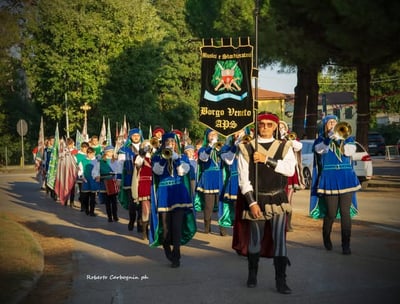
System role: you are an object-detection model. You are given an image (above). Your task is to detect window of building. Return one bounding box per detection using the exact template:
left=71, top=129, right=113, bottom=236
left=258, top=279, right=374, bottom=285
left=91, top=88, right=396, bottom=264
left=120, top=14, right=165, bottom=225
left=345, top=107, right=353, bottom=119
left=333, top=108, right=340, bottom=118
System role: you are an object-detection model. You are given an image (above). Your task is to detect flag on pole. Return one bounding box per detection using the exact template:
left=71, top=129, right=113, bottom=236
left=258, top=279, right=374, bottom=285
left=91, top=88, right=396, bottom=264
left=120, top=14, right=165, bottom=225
left=75, top=129, right=83, bottom=150
left=107, top=118, right=112, bottom=146
left=99, top=116, right=106, bottom=145
left=182, top=127, right=189, bottom=146
left=199, top=37, right=254, bottom=136
left=120, top=115, right=128, bottom=141
left=55, top=138, right=78, bottom=205
left=47, top=124, right=59, bottom=190
left=37, top=116, right=45, bottom=161
left=115, top=122, right=119, bottom=139
left=82, top=115, right=89, bottom=142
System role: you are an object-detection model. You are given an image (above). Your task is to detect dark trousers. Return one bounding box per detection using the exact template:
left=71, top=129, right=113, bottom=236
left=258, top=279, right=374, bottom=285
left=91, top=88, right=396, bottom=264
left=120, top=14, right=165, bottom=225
left=80, top=192, right=96, bottom=215
left=324, top=193, right=352, bottom=233
left=248, top=213, right=287, bottom=257
left=161, top=209, right=185, bottom=262
left=105, top=194, right=118, bottom=220
left=203, top=193, right=218, bottom=231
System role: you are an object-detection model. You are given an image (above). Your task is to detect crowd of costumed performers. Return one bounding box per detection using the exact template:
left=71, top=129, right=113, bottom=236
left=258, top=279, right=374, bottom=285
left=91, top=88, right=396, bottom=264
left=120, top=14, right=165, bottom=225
left=32, top=112, right=360, bottom=294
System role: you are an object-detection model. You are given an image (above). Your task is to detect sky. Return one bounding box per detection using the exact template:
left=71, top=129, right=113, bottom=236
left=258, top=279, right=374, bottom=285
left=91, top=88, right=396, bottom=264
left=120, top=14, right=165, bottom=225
left=258, top=66, right=297, bottom=94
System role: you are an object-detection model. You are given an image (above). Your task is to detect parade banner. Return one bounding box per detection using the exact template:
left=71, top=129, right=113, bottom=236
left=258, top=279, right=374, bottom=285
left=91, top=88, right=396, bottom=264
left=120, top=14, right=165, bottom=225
left=107, top=118, right=112, bottom=146
left=47, top=124, right=59, bottom=190
left=37, top=116, right=45, bottom=161
left=99, top=116, right=106, bottom=145
left=199, top=38, right=254, bottom=137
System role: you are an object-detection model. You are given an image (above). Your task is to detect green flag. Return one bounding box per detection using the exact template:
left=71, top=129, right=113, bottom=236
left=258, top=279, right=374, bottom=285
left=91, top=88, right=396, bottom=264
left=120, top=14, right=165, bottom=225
left=47, top=124, right=59, bottom=190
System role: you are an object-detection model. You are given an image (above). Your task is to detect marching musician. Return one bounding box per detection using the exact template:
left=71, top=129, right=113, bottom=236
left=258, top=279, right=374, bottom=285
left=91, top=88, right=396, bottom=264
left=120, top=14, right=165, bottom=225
left=93, top=145, right=122, bottom=223
left=217, top=129, right=248, bottom=236
left=183, top=144, right=197, bottom=201
left=195, top=129, right=224, bottom=235
left=309, top=114, right=361, bottom=255
left=75, top=142, right=89, bottom=209
left=131, top=140, right=153, bottom=240
left=118, top=128, right=142, bottom=232
left=279, top=121, right=304, bottom=231
left=79, top=147, right=99, bottom=216
left=150, top=132, right=196, bottom=268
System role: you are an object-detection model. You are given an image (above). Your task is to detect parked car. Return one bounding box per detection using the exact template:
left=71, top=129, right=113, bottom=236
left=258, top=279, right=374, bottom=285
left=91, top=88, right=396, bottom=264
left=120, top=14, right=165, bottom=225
left=300, top=139, right=373, bottom=190
left=368, top=132, right=386, bottom=156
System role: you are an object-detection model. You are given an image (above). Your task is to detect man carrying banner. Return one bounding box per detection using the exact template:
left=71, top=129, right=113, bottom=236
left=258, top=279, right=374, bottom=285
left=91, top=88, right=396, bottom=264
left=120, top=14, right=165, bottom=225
left=233, top=112, right=296, bottom=294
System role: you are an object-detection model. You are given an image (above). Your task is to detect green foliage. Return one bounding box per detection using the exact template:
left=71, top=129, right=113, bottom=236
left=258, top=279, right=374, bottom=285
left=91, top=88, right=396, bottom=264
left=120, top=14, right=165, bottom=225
left=22, top=0, right=166, bottom=138
left=375, top=124, right=400, bottom=146
left=18, top=0, right=203, bottom=143
left=319, top=61, right=400, bottom=127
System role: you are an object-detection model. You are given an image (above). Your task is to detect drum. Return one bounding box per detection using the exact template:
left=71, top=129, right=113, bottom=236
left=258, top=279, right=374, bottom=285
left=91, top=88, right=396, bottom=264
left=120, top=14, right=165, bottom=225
left=104, top=179, right=119, bottom=195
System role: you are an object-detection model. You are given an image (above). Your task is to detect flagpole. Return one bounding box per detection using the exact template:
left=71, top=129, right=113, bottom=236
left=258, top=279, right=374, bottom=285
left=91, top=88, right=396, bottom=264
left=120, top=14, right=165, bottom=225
left=254, top=0, right=260, bottom=202
left=65, top=92, right=70, bottom=138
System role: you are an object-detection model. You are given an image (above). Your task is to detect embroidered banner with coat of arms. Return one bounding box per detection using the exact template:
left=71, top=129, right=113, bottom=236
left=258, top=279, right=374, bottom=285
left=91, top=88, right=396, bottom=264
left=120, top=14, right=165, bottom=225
left=199, top=38, right=254, bottom=137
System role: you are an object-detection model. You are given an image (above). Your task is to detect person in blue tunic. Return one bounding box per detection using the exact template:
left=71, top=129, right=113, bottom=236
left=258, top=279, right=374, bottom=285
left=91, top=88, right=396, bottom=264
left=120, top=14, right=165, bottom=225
left=183, top=144, right=197, bottom=200
left=217, top=130, right=245, bottom=236
left=309, top=114, right=361, bottom=255
left=93, top=145, right=122, bottom=223
left=149, top=133, right=196, bottom=268
left=195, top=129, right=224, bottom=234
left=117, top=128, right=142, bottom=232
left=78, top=147, right=100, bottom=216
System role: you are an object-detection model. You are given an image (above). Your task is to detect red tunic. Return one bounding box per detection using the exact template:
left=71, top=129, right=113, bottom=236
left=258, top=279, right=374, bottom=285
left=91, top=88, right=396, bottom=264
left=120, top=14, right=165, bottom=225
left=137, top=157, right=152, bottom=201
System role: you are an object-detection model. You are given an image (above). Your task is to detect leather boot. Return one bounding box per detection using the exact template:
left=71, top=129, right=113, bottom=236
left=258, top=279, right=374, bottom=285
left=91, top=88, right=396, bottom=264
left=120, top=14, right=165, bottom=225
left=141, top=221, right=149, bottom=240
left=274, top=256, right=292, bottom=294
left=171, top=247, right=181, bottom=268
left=137, top=217, right=143, bottom=233
left=247, top=253, right=259, bottom=288
left=204, top=220, right=211, bottom=234
left=128, top=202, right=136, bottom=231
left=163, top=243, right=172, bottom=262
left=341, top=229, right=351, bottom=255
left=219, top=226, right=227, bottom=236
left=287, top=211, right=293, bottom=232
left=322, top=217, right=333, bottom=250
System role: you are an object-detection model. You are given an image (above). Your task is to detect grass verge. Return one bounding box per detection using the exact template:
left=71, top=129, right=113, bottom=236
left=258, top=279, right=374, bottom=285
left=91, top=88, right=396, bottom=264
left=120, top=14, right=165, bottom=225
left=0, top=212, right=43, bottom=304
left=0, top=212, right=74, bottom=304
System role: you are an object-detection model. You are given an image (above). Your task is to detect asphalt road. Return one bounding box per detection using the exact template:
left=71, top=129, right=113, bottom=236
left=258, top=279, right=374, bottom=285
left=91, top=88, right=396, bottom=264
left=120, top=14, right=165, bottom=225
left=1, top=166, right=399, bottom=304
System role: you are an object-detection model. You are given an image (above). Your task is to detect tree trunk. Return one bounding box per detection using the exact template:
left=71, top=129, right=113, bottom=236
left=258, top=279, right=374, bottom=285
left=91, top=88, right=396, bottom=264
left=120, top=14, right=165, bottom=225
left=306, top=66, right=319, bottom=139
left=293, top=65, right=320, bottom=139
left=356, top=63, right=371, bottom=151
left=293, top=66, right=307, bottom=138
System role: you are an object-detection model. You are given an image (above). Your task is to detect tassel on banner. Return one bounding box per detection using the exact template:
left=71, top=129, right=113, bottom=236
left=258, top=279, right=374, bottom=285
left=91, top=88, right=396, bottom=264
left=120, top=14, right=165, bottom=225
left=201, top=37, right=251, bottom=48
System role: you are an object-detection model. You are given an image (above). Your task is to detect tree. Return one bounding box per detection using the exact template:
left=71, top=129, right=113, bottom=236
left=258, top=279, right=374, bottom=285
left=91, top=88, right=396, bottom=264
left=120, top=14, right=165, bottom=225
left=22, top=0, right=164, bottom=138
left=270, top=0, right=400, bottom=147
left=150, top=0, right=203, bottom=138
left=0, top=1, right=41, bottom=165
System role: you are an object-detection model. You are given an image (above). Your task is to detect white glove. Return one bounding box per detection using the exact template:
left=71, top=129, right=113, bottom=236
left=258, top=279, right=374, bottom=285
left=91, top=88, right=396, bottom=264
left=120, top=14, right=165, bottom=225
left=172, top=151, right=179, bottom=160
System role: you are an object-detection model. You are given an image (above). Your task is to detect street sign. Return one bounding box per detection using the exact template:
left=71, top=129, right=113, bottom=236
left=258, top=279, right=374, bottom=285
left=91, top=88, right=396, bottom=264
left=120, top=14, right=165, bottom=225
left=17, top=119, right=28, bottom=136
